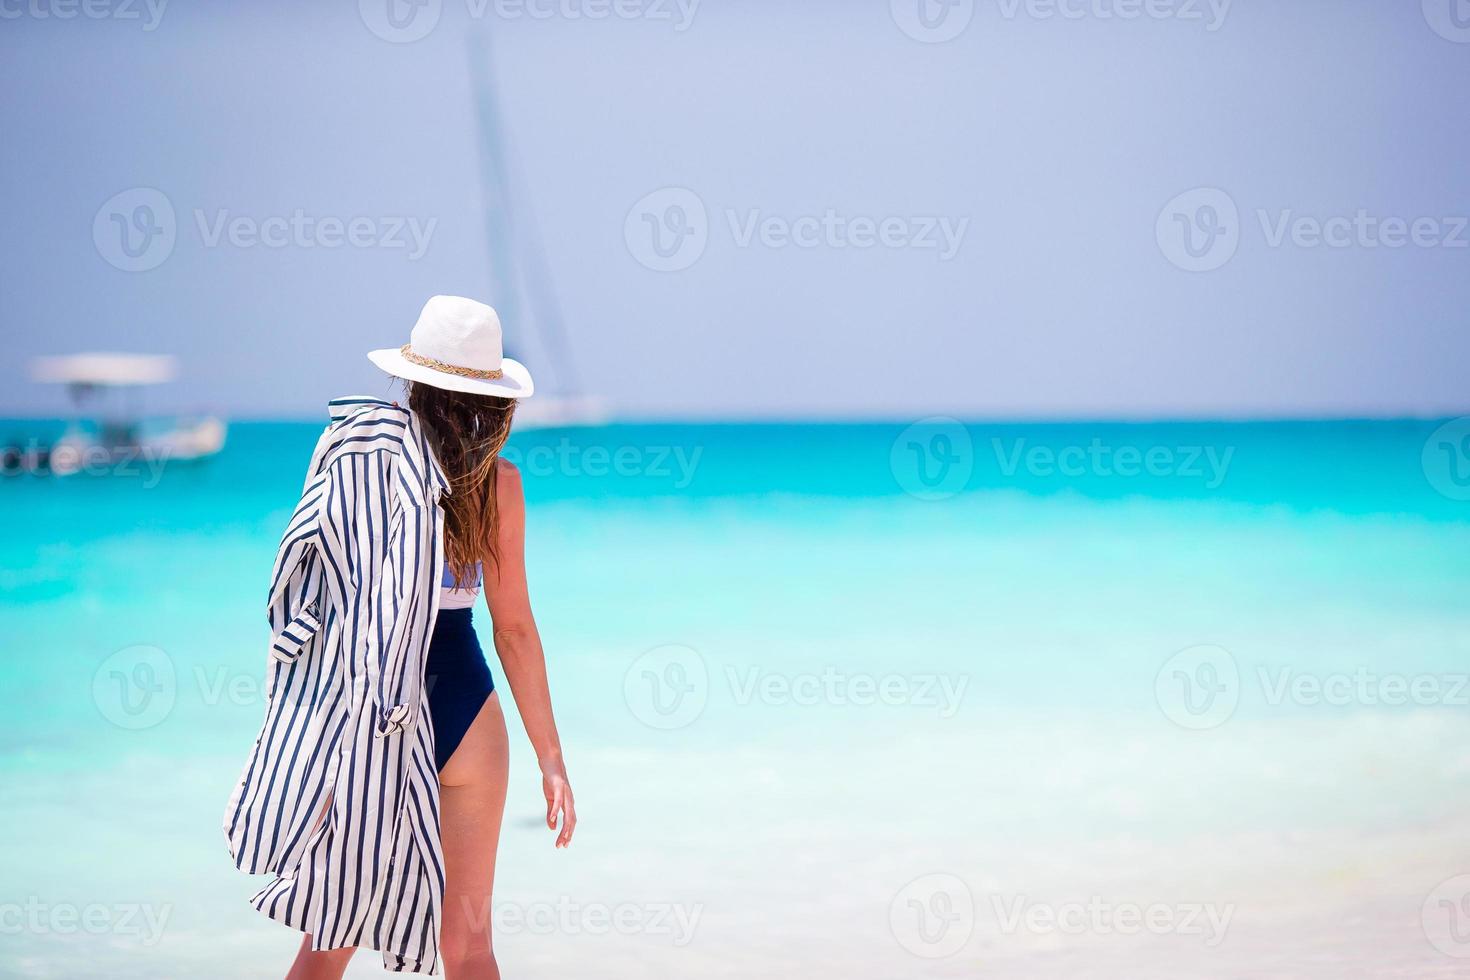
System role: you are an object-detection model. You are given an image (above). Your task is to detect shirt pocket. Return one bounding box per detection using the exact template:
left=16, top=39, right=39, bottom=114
left=269, top=607, right=323, bottom=665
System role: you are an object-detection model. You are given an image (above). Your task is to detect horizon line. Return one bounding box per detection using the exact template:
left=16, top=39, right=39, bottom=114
left=1, top=411, right=1466, bottom=427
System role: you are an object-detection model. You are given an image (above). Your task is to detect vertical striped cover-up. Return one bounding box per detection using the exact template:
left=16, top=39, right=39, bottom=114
left=224, top=396, right=451, bottom=974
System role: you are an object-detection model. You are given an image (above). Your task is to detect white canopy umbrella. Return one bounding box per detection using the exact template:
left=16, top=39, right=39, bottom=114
left=30, top=353, right=179, bottom=386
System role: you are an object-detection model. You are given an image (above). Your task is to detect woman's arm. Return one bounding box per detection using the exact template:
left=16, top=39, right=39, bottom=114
left=483, top=458, right=577, bottom=848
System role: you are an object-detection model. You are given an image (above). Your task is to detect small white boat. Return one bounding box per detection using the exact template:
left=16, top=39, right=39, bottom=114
left=15, top=353, right=227, bottom=476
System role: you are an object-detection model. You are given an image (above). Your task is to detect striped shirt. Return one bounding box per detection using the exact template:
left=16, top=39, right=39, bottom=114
left=223, top=396, right=450, bottom=974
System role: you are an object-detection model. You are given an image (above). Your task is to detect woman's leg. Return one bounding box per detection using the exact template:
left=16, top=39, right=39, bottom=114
left=284, top=798, right=355, bottom=980
left=284, top=936, right=355, bottom=980
left=438, top=691, right=511, bottom=979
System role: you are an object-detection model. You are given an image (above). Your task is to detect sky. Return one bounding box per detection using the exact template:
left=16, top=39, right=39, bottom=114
left=1, top=0, right=1467, bottom=420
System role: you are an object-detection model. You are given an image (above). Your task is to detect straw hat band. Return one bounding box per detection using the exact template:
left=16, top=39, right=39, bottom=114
left=397, top=343, right=503, bottom=381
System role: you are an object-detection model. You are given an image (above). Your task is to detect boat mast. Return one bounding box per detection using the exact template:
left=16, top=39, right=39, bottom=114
left=465, top=30, right=584, bottom=397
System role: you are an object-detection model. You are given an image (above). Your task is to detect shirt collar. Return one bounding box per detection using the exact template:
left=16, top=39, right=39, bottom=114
left=327, top=396, right=396, bottom=423
left=324, top=395, right=450, bottom=498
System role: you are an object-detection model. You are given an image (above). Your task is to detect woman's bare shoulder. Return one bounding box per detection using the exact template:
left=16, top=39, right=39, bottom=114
left=495, top=456, right=523, bottom=507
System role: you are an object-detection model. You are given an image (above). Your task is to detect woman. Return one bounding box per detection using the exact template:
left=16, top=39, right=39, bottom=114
left=224, top=296, right=576, bottom=978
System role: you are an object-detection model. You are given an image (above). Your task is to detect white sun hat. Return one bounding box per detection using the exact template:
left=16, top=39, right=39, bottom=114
left=368, top=295, right=534, bottom=398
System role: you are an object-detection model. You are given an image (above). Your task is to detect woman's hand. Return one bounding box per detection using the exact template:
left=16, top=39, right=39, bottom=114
left=541, top=755, right=577, bottom=848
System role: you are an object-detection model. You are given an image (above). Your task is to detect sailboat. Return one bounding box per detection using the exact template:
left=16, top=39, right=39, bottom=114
left=467, top=31, right=607, bottom=432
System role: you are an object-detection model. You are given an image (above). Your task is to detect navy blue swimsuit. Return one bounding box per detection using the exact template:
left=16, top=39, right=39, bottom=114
left=425, top=565, right=494, bottom=771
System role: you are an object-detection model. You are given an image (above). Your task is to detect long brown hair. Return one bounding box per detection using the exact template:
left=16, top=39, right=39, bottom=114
left=406, top=381, right=516, bottom=581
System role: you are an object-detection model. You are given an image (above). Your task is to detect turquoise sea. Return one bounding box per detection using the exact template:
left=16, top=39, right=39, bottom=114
left=4, top=417, right=1470, bottom=978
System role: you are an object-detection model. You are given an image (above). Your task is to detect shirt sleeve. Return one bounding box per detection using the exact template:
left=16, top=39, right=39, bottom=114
left=265, top=468, right=328, bottom=662
left=265, top=423, right=341, bottom=632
